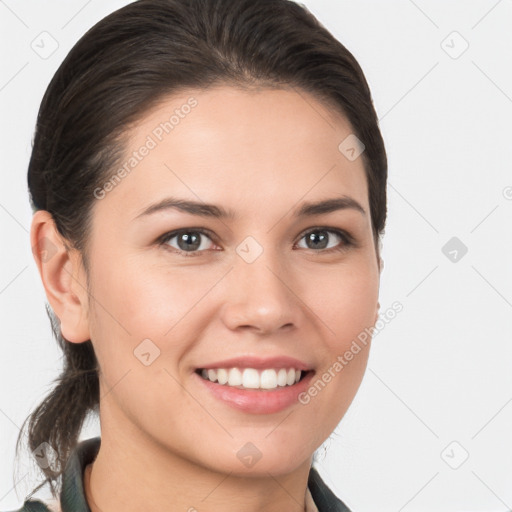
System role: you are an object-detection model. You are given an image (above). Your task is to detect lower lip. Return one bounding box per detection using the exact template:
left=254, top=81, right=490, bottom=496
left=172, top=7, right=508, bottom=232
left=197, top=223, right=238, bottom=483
left=195, top=370, right=315, bottom=414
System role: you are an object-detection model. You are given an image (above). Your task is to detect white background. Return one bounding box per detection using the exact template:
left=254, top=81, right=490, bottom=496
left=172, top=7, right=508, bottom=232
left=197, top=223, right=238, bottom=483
left=1, top=1, right=511, bottom=511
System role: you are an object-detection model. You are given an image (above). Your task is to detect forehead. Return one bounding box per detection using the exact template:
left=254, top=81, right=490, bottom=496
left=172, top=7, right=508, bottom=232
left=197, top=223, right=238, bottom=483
left=94, top=85, right=369, bottom=222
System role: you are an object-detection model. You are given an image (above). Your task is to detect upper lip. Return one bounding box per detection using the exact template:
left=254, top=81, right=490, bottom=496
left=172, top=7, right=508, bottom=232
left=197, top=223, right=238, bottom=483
left=197, top=356, right=313, bottom=371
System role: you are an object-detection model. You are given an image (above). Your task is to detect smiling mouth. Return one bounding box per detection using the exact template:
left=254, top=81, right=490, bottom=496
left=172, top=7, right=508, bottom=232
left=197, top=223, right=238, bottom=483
left=195, top=367, right=312, bottom=391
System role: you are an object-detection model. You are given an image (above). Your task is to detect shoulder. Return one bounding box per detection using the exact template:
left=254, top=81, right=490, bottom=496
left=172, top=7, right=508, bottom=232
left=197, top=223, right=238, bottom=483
left=4, top=498, right=59, bottom=512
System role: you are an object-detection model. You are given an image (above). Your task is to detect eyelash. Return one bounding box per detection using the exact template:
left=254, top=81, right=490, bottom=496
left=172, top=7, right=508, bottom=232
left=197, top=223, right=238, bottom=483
left=157, top=226, right=356, bottom=258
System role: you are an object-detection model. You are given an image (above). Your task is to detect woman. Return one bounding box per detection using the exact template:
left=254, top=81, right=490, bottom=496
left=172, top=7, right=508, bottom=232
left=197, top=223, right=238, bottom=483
left=10, top=0, right=387, bottom=510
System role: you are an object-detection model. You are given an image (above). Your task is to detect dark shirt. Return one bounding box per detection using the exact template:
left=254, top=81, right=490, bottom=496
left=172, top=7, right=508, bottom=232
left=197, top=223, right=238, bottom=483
left=8, top=437, right=351, bottom=512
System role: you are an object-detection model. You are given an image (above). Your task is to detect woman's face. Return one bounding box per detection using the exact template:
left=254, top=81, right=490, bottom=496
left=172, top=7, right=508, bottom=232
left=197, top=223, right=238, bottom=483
left=81, top=85, right=380, bottom=475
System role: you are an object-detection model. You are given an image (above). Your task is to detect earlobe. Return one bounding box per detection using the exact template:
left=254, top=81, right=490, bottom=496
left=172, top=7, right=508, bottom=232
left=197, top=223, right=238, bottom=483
left=30, top=210, right=91, bottom=344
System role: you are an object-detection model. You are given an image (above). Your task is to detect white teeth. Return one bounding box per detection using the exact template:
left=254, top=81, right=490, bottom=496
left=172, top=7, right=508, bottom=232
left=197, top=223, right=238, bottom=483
left=242, top=368, right=260, bottom=389
left=260, top=369, right=277, bottom=389
left=217, top=368, right=229, bottom=385
left=199, top=367, right=305, bottom=389
left=277, top=368, right=288, bottom=387
left=228, top=367, right=243, bottom=386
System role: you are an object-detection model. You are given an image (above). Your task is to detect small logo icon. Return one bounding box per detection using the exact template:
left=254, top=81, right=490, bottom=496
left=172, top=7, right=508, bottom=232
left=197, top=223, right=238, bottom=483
left=33, top=442, right=60, bottom=472
left=236, top=236, right=263, bottom=263
left=237, top=442, right=262, bottom=468
left=134, top=338, right=161, bottom=366
left=440, top=440, right=469, bottom=469
left=338, top=134, right=365, bottom=161
left=441, top=236, right=468, bottom=263
left=31, top=31, right=59, bottom=60
left=32, top=236, right=58, bottom=263
left=441, top=31, right=469, bottom=59
left=503, top=186, right=512, bottom=200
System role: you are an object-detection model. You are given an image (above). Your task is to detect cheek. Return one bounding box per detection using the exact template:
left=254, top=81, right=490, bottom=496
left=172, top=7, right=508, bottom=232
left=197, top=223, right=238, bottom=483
left=86, top=257, right=207, bottom=423
left=294, top=265, right=377, bottom=442
left=91, top=255, right=212, bottom=337
left=303, top=261, right=379, bottom=347
left=87, top=255, right=226, bottom=386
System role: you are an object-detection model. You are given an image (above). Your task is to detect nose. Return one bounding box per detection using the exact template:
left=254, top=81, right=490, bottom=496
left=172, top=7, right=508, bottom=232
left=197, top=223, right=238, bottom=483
left=219, top=248, right=301, bottom=335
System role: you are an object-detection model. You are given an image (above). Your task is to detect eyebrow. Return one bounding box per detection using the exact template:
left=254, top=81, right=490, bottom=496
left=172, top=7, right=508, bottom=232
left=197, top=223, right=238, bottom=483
left=133, top=195, right=366, bottom=220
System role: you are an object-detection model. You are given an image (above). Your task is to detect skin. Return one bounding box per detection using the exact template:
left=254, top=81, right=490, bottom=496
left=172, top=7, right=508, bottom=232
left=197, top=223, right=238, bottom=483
left=31, top=85, right=382, bottom=512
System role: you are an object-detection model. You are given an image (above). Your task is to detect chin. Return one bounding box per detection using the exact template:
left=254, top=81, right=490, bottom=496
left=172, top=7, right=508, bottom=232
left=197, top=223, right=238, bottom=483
left=200, top=438, right=315, bottom=478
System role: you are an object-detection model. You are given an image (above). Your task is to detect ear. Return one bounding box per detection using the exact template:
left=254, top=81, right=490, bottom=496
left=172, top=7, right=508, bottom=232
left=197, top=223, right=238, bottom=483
left=30, top=210, right=91, bottom=343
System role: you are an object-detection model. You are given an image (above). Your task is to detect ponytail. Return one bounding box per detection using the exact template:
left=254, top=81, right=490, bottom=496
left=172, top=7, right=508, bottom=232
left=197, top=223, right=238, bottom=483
left=15, top=305, right=99, bottom=499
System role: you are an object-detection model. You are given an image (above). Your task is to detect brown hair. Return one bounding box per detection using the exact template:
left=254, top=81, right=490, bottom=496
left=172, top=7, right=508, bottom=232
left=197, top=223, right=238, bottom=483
left=18, top=0, right=387, bottom=500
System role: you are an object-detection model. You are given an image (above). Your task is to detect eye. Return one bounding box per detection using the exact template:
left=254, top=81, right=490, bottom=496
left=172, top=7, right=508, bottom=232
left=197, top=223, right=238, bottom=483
left=295, top=227, right=354, bottom=253
left=159, top=228, right=217, bottom=257
left=158, top=226, right=355, bottom=257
